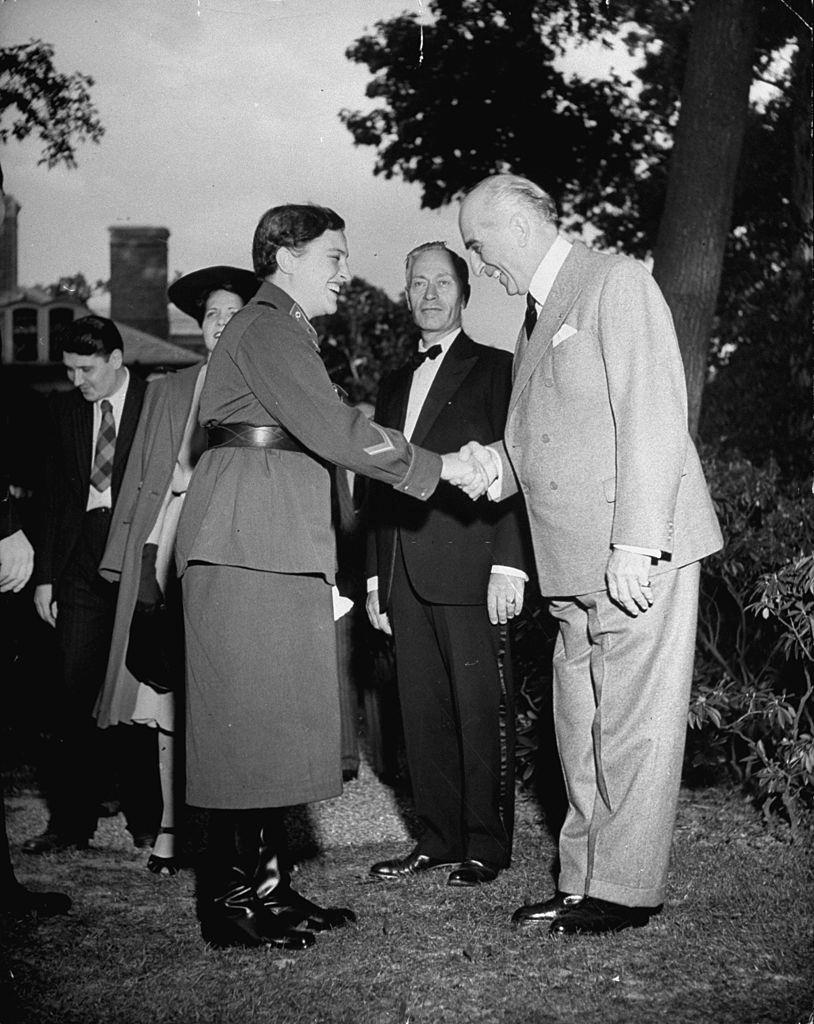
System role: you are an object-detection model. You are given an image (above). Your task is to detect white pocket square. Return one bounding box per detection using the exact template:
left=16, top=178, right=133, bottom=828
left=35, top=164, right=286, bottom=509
left=552, top=324, right=578, bottom=347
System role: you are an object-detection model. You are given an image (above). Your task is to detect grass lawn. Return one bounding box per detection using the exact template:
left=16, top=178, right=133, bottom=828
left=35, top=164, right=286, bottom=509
left=2, top=784, right=812, bottom=1024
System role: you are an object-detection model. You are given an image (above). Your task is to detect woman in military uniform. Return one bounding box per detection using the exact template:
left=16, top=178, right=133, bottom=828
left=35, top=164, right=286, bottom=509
left=175, top=204, right=449, bottom=950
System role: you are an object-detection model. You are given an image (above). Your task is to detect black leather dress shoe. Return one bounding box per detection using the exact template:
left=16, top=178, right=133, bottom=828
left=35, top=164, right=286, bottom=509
left=548, top=896, right=653, bottom=936
left=370, top=848, right=460, bottom=878
left=447, top=860, right=499, bottom=887
left=512, top=891, right=584, bottom=924
left=21, top=831, right=90, bottom=855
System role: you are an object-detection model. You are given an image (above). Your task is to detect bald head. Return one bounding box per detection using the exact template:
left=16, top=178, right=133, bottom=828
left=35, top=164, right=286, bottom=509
left=458, top=174, right=559, bottom=297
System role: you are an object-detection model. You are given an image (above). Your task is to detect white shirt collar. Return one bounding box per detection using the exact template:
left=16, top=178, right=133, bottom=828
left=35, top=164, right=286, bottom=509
left=418, top=327, right=460, bottom=354
left=98, top=367, right=129, bottom=420
left=528, top=235, right=572, bottom=310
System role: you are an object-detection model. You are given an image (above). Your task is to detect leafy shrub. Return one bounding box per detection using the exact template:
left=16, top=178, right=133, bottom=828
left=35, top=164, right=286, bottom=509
left=514, top=448, right=813, bottom=833
left=679, top=449, right=812, bottom=829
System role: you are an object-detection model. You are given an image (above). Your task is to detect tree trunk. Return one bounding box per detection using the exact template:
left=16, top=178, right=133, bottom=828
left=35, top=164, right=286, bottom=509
left=652, top=0, right=760, bottom=436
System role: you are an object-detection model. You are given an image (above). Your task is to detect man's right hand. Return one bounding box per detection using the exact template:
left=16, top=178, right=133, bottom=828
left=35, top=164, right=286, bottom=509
left=0, top=529, right=34, bottom=593
left=365, top=589, right=392, bottom=635
left=34, top=583, right=57, bottom=627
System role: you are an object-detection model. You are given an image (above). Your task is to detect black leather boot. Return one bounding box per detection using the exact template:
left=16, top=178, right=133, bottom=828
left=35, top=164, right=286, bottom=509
left=253, top=812, right=356, bottom=932
left=197, top=810, right=315, bottom=950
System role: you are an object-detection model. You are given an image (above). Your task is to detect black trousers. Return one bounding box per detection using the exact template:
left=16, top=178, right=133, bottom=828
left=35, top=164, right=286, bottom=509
left=45, top=510, right=160, bottom=840
left=389, top=540, right=515, bottom=868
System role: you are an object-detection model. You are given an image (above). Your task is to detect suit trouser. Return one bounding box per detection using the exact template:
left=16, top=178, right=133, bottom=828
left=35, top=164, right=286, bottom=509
left=47, top=510, right=160, bottom=840
left=549, top=561, right=700, bottom=907
left=389, top=543, right=515, bottom=868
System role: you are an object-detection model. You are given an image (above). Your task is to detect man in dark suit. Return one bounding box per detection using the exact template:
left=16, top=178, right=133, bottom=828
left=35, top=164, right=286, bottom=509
left=23, top=315, right=160, bottom=854
left=367, top=242, right=529, bottom=887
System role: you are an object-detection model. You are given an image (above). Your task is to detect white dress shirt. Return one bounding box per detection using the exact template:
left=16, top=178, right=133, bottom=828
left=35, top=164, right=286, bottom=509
left=403, top=328, right=460, bottom=440
left=368, top=329, right=526, bottom=593
left=86, top=369, right=130, bottom=511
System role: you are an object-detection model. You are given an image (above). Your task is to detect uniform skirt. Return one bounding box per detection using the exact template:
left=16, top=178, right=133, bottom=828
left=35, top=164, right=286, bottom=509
left=182, top=562, right=341, bottom=809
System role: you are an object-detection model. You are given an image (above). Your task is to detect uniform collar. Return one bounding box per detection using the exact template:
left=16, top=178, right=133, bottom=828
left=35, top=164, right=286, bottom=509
left=254, top=280, right=320, bottom=351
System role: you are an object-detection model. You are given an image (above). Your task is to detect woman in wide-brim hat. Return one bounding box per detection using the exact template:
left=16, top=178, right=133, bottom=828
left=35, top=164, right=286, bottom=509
left=94, top=265, right=259, bottom=876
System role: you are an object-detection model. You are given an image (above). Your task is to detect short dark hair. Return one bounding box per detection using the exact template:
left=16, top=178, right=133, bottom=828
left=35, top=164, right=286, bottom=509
left=252, top=204, right=345, bottom=278
left=404, top=241, right=471, bottom=304
left=61, top=315, right=124, bottom=357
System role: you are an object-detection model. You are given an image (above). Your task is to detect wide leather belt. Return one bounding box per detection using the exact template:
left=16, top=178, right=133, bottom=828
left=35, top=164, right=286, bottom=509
left=206, top=423, right=306, bottom=452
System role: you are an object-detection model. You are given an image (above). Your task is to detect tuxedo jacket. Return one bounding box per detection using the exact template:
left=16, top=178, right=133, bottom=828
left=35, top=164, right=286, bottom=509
left=368, top=331, right=529, bottom=609
left=495, top=241, right=722, bottom=596
left=34, top=373, right=147, bottom=590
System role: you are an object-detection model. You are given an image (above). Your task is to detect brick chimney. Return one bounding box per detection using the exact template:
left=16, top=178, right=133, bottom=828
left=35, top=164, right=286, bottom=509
left=109, top=226, right=170, bottom=339
left=0, top=194, right=21, bottom=298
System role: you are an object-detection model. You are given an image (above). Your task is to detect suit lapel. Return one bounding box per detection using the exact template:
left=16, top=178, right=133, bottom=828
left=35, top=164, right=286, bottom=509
left=112, top=374, right=145, bottom=497
left=411, top=332, right=478, bottom=446
left=73, top=394, right=93, bottom=491
left=510, top=244, right=586, bottom=415
left=166, top=364, right=202, bottom=458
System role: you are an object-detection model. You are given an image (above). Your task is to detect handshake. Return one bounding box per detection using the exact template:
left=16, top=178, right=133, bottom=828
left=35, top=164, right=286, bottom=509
left=440, top=442, right=500, bottom=500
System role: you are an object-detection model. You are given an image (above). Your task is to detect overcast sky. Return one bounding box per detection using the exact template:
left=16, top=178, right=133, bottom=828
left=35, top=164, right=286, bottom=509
left=1, top=0, right=627, bottom=347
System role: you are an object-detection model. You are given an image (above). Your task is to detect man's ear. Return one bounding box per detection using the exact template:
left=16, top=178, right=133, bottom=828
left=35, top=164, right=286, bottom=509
left=109, top=349, right=123, bottom=370
left=510, top=211, right=532, bottom=249
left=276, top=246, right=297, bottom=275
left=404, top=285, right=414, bottom=314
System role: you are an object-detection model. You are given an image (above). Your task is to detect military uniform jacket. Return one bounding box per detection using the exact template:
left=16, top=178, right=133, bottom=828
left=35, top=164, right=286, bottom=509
left=175, top=281, right=441, bottom=582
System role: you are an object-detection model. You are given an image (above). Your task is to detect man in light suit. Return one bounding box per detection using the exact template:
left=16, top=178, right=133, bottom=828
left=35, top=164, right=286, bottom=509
left=456, top=174, right=723, bottom=935
left=367, top=242, right=529, bottom=886
left=23, top=316, right=160, bottom=854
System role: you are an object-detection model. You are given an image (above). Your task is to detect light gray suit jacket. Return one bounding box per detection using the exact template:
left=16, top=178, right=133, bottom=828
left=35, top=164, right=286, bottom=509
left=495, top=241, right=722, bottom=596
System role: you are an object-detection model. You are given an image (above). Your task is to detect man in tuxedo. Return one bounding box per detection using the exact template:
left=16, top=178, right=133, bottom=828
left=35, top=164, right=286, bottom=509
left=366, top=242, right=529, bottom=887
left=23, top=315, right=160, bottom=854
left=456, top=174, right=723, bottom=934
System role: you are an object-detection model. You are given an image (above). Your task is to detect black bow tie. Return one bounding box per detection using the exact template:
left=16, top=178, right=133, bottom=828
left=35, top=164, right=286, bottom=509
left=411, top=344, right=442, bottom=371
left=524, top=293, right=539, bottom=338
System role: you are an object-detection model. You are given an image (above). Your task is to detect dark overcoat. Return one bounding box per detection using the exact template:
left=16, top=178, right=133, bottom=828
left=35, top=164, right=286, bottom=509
left=95, top=365, right=202, bottom=727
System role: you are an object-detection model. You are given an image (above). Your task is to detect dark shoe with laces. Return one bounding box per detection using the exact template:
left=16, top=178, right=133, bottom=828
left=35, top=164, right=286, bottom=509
left=370, top=847, right=461, bottom=879
left=549, top=896, right=655, bottom=936
left=512, top=891, right=585, bottom=925
left=447, top=860, right=499, bottom=887
left=21, top=831, right=89, bottom=855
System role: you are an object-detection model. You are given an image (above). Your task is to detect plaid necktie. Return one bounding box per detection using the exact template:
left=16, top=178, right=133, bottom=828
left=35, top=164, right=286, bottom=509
left=524, top=293, right=538, bottom=339
left=90, top=399, right=116, bottom=492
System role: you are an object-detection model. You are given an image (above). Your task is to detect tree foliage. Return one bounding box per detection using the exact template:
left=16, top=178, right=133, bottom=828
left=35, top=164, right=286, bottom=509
left=0, top=39, right=104, bottom=169
left=342, top=0, right=811, bottom=463
left=317, top=276, right=416, bottom=403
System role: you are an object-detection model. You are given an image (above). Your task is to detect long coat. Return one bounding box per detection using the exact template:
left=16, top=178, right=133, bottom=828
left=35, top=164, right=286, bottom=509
left=95, top=365, right=203, bottom=727
left=495, top=241, right=722, bottom=596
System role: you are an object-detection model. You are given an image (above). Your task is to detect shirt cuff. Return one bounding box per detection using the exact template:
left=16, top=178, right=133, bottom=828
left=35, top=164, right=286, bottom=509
left=613, top=543, right=662, bottom=558
left=491, top=566, right=529, bottom=581
left=366, top=576, right=379, bottom=593
left=486, top=447, right=503, bottom=502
